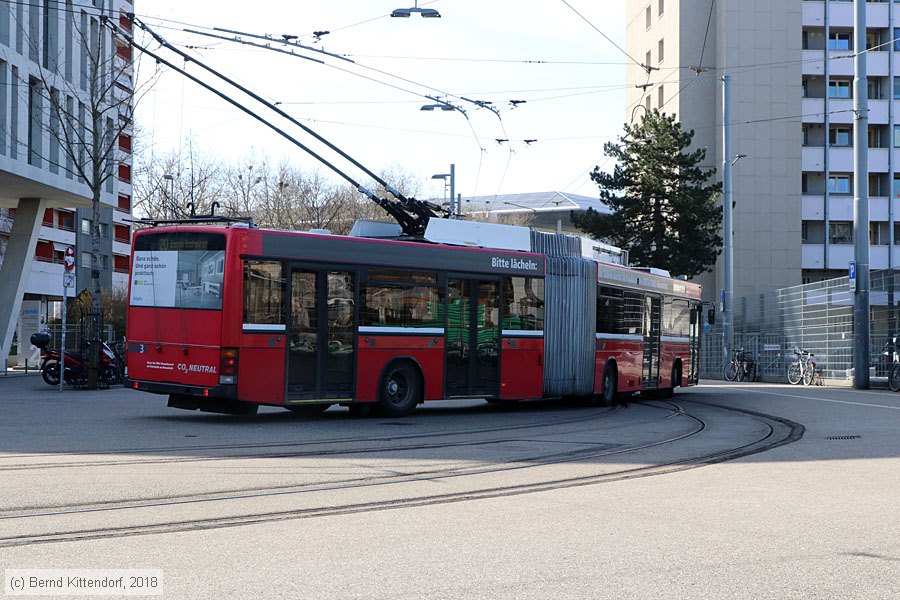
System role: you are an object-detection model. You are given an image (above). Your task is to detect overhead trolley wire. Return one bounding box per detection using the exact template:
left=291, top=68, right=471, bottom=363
left=117, top=16, right=448, bottom=236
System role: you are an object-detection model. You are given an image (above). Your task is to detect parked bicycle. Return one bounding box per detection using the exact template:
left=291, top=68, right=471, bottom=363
left=724, top=348, right=757, bottom=382
left=787, top=347, right=816, bottom=385
left=883, top=337, right=900, bottom=392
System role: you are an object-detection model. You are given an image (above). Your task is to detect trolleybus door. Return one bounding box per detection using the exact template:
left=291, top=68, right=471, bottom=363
left=287, top=268, right=356, bottom=401
left=642, top=294, right=662, bottom=388
left=445, top=277, right=501, bottom=397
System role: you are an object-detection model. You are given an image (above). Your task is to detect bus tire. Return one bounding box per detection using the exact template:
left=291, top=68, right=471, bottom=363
left=598, top=364, right=617, bottom=407
left=377, top=361, right=422, bottom=418
left=663, top=365, right=679, bottom=398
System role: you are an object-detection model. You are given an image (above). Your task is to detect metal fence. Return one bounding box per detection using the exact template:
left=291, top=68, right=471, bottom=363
left=700, top=270, right=900, bottom=383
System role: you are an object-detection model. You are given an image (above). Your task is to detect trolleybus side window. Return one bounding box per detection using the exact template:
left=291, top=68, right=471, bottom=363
left=361, top=270, right=444, bottom=329
left=243, top=261, right=285, bottom=327
left=502, top=277, right=545, bottom=331
left=663, top=298, right=691, bottom=338
left=597, top=286, right=643, bottom=336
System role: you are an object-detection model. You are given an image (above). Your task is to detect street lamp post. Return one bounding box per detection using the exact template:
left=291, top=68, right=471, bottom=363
left=431, top=164, right=456, bottom=218
left=162, top=173, right=175, bottom=219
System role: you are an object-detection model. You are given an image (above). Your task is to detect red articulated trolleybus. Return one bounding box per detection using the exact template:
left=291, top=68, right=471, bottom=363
left=125, top=218, right=702, bottom=417
left=120, top=17, right=702, bottom=417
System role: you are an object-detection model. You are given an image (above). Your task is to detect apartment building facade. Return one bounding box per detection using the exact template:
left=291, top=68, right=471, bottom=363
left=626, top=0, right=898, bottom=303
left=0, top=0, right=134, bottom=341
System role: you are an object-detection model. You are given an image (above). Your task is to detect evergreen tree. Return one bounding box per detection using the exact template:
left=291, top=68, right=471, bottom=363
left=572, top=110, right=722, bottom=278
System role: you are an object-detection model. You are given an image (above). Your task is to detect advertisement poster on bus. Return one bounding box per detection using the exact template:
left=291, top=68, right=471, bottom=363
left=130, top=250, right=225, bottom=309
left=130, top=251, right=178, bottom=307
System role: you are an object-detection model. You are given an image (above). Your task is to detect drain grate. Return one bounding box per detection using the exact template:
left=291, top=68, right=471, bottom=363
left=825, top=435, right=861, bottom=440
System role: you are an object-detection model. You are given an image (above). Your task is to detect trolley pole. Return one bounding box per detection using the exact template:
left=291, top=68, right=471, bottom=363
left=853, top=0, right=870, bottom=389
left=722, top=74, right=734, bottom=374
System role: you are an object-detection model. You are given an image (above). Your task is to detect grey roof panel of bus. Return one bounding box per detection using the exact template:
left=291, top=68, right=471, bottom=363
left=454, top=192, right=612, bottom=215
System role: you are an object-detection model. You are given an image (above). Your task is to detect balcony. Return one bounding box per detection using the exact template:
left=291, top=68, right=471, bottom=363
left=802, top=1, right=890, bottom=28
left=802, top=146, right=890, bottom=172
left=801, top=195, right=890, bottom=221
left=802, top=242, right=893, bottom=270
left=801, top=97, right=888, bottom=124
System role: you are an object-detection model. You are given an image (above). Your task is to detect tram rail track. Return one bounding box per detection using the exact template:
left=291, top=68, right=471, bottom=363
left=0, top=404, right=630, bottom=471
left=0, top=399, right=803, bottom=548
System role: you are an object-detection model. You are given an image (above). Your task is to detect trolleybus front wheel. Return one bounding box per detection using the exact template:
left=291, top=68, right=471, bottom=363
left=377, top=361, right=422, bottom=418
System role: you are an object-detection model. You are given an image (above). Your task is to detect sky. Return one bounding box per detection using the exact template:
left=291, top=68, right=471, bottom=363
left=133, top=1, right=629, bottom=203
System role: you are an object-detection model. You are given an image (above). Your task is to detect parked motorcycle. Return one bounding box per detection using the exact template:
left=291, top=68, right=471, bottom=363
left=30, top=333, right=123, bottom=387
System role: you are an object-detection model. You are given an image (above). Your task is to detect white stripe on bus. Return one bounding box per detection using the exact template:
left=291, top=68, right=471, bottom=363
left=358, top=326, right=445, bottom=335
left=243, top=324, right=286, bottom=332
left=595, top=333, right=644, bottom=342
left=661, top=336, right=690, bottom=343
left=502, top=330, right=544, bottom=337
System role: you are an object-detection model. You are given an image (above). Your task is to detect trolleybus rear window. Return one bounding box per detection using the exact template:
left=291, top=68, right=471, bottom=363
left=130, top=232, right=227, bottom=310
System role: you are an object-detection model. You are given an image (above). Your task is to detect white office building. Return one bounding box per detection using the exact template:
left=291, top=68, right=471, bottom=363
left=0, top=0, right=134, bottom=360
left=626, top=0, right=900, bottom=303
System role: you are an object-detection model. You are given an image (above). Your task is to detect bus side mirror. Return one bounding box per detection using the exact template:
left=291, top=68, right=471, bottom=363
left=707, top=308, right=716, bottom=325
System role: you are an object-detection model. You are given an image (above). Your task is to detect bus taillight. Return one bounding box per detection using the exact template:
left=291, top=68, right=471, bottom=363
left=219, top=348, right=238, bottom=385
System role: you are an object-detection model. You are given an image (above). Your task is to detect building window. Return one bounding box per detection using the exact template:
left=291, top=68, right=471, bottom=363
left=658, top=0, right=664, bottom=16
left=27, top=77, right=42, bottom=167
left=828, top=175, right=851, bottom=194
left=645, top=5, right=651, bottom=29
left=868, top=78, right=882, bottom=100
left=658, top=38, right=664, bottom=64
left=801, top=173, right=809, bottom=194
left=828, top=80, right=851, bottom=99
left=830, top=127, right=851, bottom=147
left=645, top=95, right=651, bottom=112
left=829, top=222, right=853, bottom=244
left=866, top=32, right=880, bottom=52
left=657, top=85, right=664, bottom=109
left=81, top=218, right=90, bottom=235
left=829, top=32, right=851, bottom=51
left=645, top=49, right=651, bottom=68
left=81, top=251, right=91, bottom=268
left=894, top=223, right=900, bottom=245
left=58, top=211, right=74, bottom=231
left=801, top=222, right=809, bottom=242
left=99, top=222, right=109, bottom=238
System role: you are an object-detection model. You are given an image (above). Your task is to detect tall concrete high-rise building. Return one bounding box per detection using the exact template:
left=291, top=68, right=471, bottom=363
left=626, top=0, right=894, bottom=303
left=0, top=0, right=134, bottom=362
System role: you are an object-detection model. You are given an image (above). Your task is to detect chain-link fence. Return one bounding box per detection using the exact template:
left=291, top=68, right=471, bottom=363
left=700, top=270, right=900, bottom=384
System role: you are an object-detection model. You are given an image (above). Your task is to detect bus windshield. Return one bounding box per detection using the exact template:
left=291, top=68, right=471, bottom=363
left=130, top=232, right=227, bottom=310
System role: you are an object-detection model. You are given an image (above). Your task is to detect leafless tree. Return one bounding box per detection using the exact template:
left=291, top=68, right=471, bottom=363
left=30, top=9, right=158, bottom=385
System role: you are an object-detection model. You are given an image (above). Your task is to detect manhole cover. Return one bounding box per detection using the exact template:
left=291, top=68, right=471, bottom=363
left=825, top=435, right=861, bottom=440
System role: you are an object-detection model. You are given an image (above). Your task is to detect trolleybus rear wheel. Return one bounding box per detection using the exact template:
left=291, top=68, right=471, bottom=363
left=598, top=364, right=617, bottom=407
left=378, top=361, right=422, bottom=418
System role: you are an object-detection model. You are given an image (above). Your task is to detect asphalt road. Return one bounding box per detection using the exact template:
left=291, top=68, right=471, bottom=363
left=1, top=376, right=899, bottom=599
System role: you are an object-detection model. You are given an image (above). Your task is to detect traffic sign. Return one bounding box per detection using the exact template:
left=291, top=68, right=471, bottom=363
left=63, top=272, right=75, bottom=288
left=849, top=260, right=857, bottom=293
left=63, top=246, right=75, bottom=272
